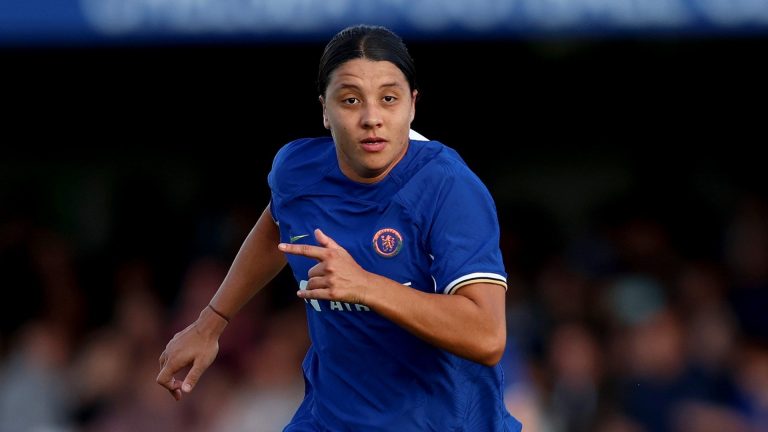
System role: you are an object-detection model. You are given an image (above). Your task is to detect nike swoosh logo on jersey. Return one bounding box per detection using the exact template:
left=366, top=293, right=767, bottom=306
left=290, top=234, right=310, bottom=243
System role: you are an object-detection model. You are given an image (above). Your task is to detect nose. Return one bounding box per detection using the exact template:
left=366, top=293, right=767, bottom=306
left=361, top=103, right=383, bottom=129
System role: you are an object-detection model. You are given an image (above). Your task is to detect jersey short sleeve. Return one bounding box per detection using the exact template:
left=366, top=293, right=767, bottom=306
left=423, top=158, right=507, bottom=295
left=401, top=148, right=507, bottom=294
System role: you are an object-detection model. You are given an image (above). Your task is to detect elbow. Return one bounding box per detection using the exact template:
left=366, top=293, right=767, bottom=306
left=479, top=343, right=505, bottom=367
left=474, top=332, right=506, bottom=367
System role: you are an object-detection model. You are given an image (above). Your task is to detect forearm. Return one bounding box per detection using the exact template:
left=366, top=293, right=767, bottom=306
left=365, top=276, right=507, bottom=366
left=157, top=207, right=283, bottom=400
left=208, top=205, right=286, bottom=320
left=282, top=229, right=507, bottom=365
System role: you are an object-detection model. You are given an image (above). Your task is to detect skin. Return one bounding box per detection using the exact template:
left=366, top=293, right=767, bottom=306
left=280, top=229, right=507, bottom=366
left=156, top=206, right=286, bottom=400
left=156, top=58, right=507, bottom=402
left=319, top=58, right=416, bottom=183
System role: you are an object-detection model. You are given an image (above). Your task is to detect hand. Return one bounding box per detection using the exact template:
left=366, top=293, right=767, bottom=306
left=156, top=311, right=223, bottom=401
left=279, top=228, right=372, bottom=305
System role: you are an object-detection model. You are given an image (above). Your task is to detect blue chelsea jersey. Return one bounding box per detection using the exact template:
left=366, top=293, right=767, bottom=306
left=268, top=135, right=522, bottom=432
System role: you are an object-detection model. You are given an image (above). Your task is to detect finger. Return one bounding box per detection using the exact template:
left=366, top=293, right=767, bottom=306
left=158, top=351, right=167, bottom=368
left=181, top=361, right=206, bottom=394
left=157, top=368, right=183, bottom=402
left=314, top=229, right=340, bottom=249
left=170, top=388, right=182, bottom=401
left=156, top=365, right=177, bottom=390
left=307, top=262, right=325, bottom=279
left=168, top=377, right=183, bottom=401
left=278, top=242, right=326, bottom=260
left=297, top=287, right=330, bottom=300
left=305, top=276, right=328, bottom=291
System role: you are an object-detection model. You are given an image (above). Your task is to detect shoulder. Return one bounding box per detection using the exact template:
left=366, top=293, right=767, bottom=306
left=406, top=139, right=484, bottom=190
left=272, top=136, right=335, bottom=169
left=397, top=138, right=495, bottom=217
left=269, top=136, right=335, bottom=196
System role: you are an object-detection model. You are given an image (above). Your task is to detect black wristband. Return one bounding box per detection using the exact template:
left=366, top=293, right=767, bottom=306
left=207, top=304, right=230, bottom=323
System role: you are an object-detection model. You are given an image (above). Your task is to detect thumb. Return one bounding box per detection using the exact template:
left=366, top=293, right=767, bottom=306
left=314, top=228, right=339, bottom=249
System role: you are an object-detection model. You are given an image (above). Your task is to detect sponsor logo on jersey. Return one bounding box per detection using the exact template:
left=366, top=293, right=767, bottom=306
left=372, top=228, right=403, bottom=258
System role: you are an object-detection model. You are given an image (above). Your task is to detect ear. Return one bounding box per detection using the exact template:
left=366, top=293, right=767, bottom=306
left=409, top=89, right=418, bottom=123
left=319, top=95, right=330, bottom=130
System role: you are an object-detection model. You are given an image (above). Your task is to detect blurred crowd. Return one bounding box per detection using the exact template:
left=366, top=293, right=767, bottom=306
left=1, top=165, right=767, bottom=432
left=498, top=192, right=768, bottom=432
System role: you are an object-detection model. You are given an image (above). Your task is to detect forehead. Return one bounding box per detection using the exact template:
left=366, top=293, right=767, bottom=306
left=328, top=58, right=407, bottom=90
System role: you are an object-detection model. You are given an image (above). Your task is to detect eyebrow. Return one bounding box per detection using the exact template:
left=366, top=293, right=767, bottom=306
left=334, top=82, right=403, bottom=91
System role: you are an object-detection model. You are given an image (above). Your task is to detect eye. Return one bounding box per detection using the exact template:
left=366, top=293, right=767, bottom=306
left=342, top=97, right=360, bottom=105
left=382, top=96, right=397, bottom=103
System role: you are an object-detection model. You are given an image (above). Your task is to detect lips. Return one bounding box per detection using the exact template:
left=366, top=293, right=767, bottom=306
left=360, top=137, right=387, bottom=152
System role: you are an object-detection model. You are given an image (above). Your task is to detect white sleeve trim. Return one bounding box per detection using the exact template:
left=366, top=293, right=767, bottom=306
left=443, top=272, right=508, bottom=295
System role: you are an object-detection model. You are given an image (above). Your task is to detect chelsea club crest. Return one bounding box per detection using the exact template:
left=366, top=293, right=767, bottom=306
left=372, top=228, right=403, bottom=258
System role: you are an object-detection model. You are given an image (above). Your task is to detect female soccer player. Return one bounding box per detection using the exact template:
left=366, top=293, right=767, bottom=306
left=157, top=23, right=522, bottom=431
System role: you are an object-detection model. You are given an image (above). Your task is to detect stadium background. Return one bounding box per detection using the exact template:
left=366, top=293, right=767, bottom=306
left=2, top=2, right=767, bottom=431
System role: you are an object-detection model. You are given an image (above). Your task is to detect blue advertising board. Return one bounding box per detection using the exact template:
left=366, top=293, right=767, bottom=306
left=2, top=0, right=768, bottom=46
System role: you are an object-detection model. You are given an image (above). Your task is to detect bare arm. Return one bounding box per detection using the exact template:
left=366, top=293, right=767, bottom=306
left=156, top=204, right=285, bottom=400
left=364, top=277, right=506, bottom=366
left=280, top=229, right=506, bottom=366
left=209, top=204, right=287, bottom=319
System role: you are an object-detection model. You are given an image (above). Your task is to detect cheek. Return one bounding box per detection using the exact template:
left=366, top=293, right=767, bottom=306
left=327, top=113, right=354, bottom=133
left=325, top=110, right=343, bottom=130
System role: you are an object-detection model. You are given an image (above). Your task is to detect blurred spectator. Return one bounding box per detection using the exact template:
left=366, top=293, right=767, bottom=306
left=545, top=322, right=603, bottom=432
left=731, top=342, right=768, bottom=431
left=0, top=320, right=74, bottom=432
left=725, top=195, right=768, bottom=344
left=613, top=309, right=688, bottom=432
left=70, top=327, right=132, bottom=428
left=208, top=304, right=309, bottom=432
